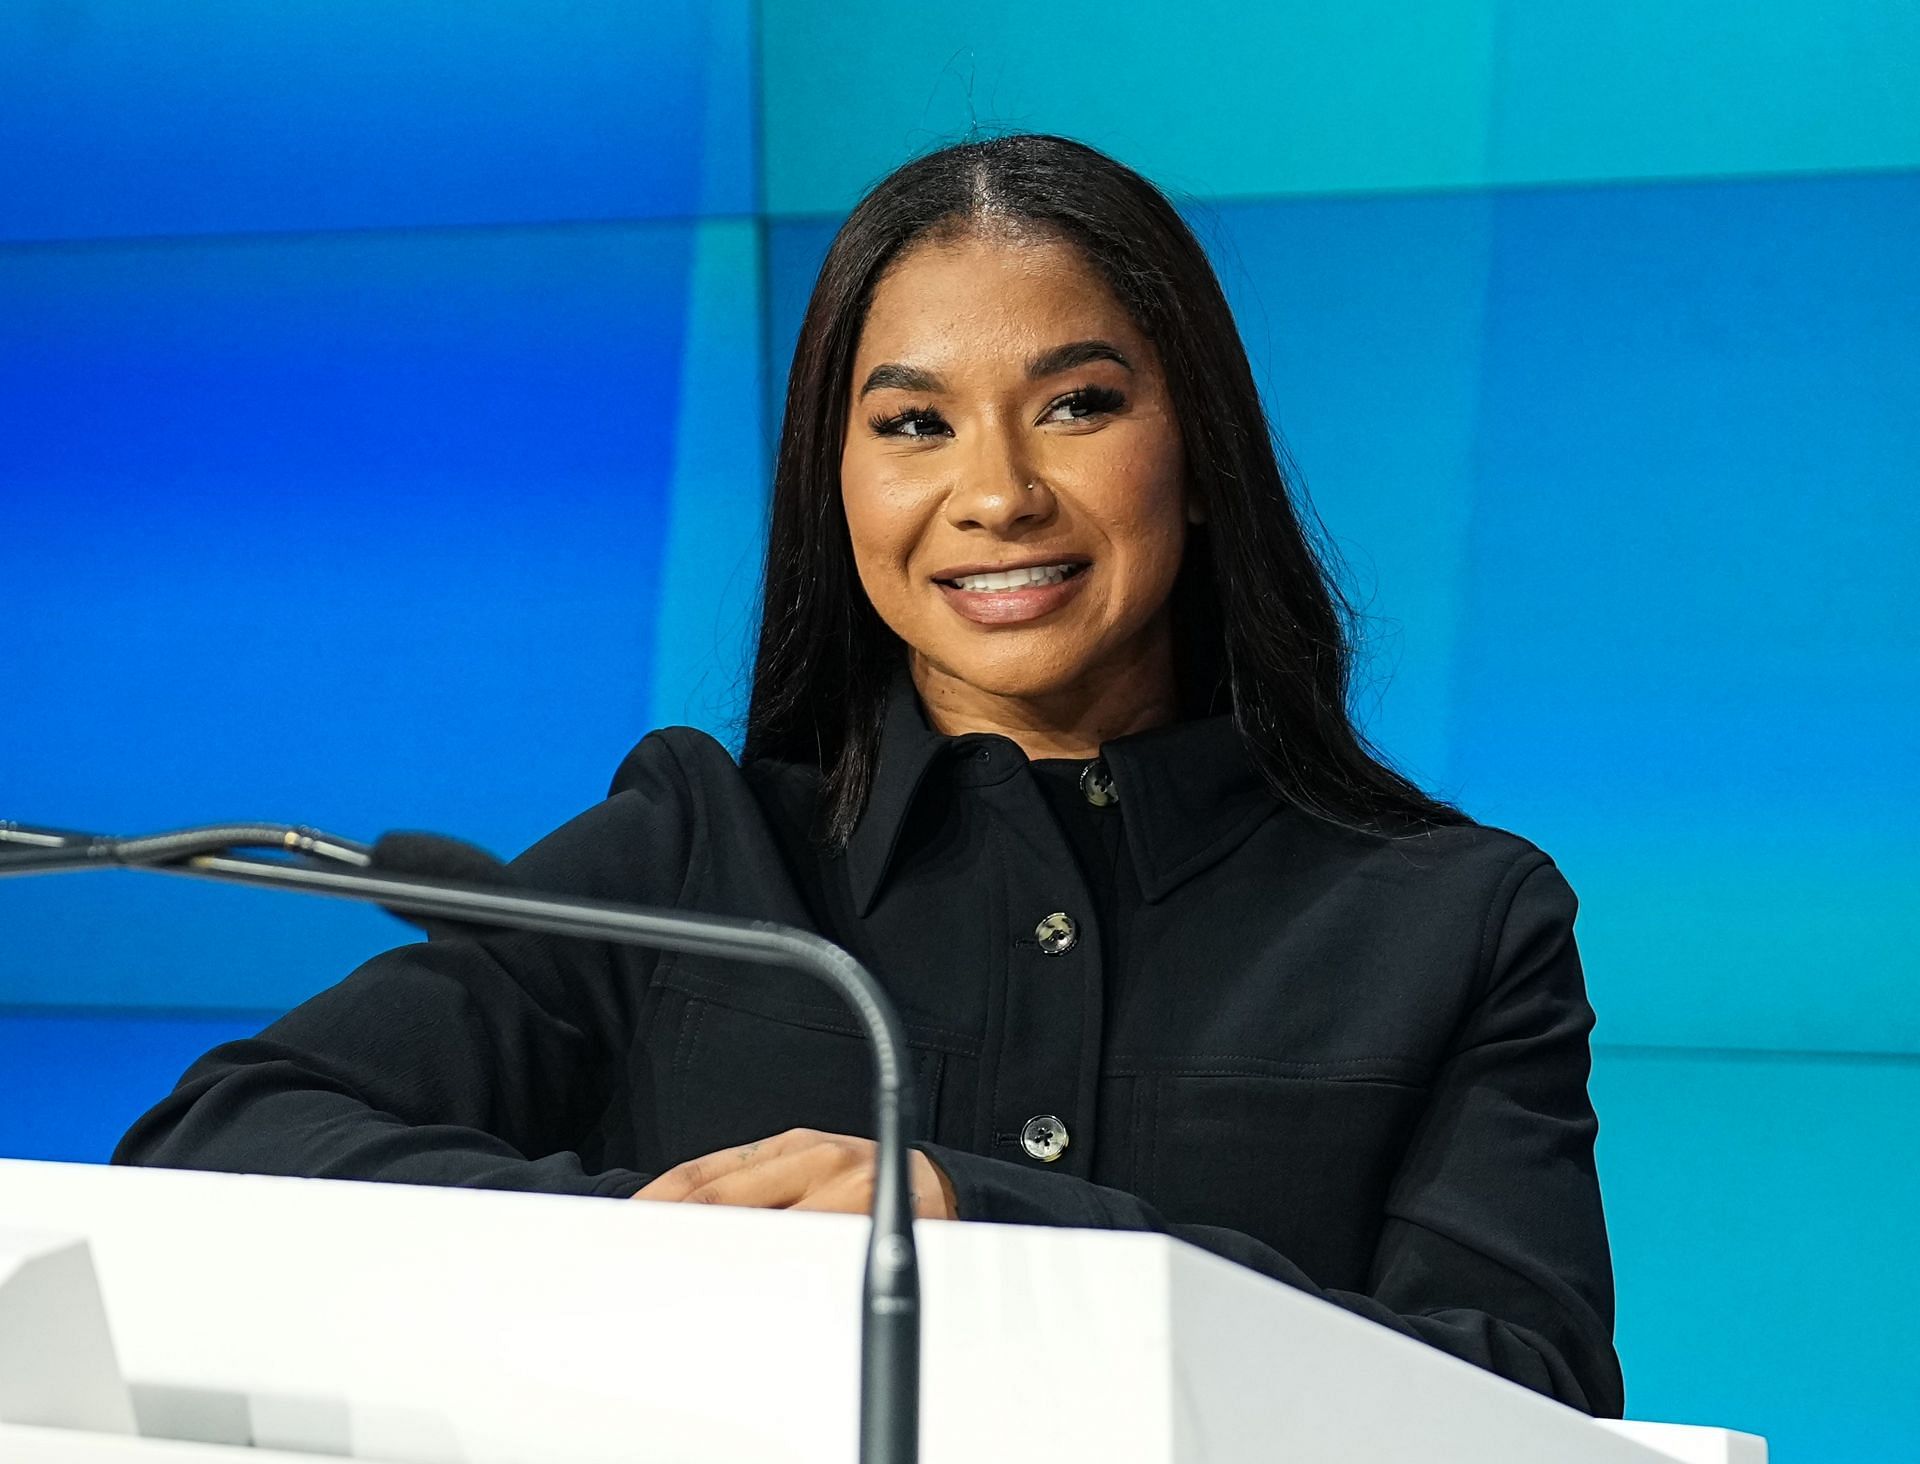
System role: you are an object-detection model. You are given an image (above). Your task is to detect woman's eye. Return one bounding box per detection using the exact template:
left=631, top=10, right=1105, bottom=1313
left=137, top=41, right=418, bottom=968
left=869, top=407, right=950, bottom=440
left=1042, top=386, right=1127, bottom=424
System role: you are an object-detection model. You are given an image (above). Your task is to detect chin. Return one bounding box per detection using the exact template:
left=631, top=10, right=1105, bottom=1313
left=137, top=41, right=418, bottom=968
left=916, top=640, right=1097, bottom=700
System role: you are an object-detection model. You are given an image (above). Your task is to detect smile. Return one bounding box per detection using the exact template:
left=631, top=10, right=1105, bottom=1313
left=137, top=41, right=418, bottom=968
left=938, top=562, right=1085, bottom=592
left=933, top=562, right=1090, bottom=626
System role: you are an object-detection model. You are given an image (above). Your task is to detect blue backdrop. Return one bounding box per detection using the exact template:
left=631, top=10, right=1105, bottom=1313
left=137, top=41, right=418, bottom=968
left=3, top=4, right=1915, bottom=1456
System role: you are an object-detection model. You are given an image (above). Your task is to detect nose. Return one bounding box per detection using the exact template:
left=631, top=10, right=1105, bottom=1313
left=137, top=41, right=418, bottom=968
left=942, top=427, right=1056, bottom=534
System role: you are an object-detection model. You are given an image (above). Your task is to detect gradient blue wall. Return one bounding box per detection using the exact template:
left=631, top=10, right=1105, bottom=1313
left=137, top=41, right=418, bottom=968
left=3, top=4, right=1915, bottom=1457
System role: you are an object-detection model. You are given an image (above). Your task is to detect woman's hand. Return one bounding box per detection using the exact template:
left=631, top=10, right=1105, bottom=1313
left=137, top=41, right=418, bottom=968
left=631, top=1127, right=958, bottom=1220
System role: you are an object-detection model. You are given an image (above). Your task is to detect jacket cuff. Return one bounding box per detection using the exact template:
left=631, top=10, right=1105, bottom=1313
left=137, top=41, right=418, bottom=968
left=913, top=1141, right=1116, bottom=1227
left=590, top=1168, right=653, bottom=1199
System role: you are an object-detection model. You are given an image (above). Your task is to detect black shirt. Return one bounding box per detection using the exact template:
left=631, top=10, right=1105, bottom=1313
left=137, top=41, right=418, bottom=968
left=114, top=667, right=1624, bottom=1416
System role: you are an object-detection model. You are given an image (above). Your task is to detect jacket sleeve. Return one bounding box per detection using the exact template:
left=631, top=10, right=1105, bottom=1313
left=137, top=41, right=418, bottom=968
left=915, top=854, right=1625, bottom=1417
left=110, top=731, right=699, bottom=1199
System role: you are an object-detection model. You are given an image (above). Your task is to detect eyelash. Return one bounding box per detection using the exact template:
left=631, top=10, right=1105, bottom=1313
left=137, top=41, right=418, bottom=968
left=867, top=385, right=1127, bottom=440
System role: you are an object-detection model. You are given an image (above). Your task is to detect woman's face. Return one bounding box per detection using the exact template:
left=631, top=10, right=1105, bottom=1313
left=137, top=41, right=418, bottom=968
left=840, top=229, right=1192, bottom=706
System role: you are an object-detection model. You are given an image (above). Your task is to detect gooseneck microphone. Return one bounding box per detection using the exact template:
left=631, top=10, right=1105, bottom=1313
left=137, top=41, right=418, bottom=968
left=0, top=817, right=921, bottom=1464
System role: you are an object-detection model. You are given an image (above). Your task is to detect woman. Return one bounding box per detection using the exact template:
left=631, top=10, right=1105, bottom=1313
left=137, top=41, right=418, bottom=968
left=115, top=134, right=1624, bottom=1417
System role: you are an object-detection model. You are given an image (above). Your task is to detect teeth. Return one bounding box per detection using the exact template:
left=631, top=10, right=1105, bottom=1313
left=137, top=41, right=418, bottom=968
left=950, top=563, right=1078, bottom=592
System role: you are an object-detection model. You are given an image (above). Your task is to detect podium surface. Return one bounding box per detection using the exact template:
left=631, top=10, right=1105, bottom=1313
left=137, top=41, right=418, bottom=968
left=0, top=1159, right=1761, bottom=1462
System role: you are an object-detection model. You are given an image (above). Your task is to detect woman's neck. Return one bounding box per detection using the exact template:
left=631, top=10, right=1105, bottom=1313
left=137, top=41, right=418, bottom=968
left=909, top=627, right=1181, bottom=760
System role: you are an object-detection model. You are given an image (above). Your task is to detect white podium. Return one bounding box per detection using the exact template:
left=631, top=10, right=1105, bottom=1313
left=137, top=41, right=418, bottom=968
left=0, top=1159, right=1762, bottom=1463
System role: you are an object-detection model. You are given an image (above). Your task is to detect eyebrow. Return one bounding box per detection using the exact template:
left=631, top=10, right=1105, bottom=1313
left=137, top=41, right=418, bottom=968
left=858, top=362, right=944, bottom=397
left=1028, top=338, right=1132, bottom=379
left=857, top=338, right=1134, bottom=398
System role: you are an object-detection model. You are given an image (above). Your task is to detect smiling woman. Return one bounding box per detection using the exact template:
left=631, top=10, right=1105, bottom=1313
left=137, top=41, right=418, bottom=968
left=841, top=232, right=1192, bottom=747
left=114, top=134, right=1625, bottom=1420
left=750, top=135, right=1461, bottom=843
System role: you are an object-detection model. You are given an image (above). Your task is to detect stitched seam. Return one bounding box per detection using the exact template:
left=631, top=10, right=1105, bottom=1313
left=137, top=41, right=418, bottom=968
left=671, top=995, right=702, bottom=1082
left=1109, top=1053, right=1424, bottom=1070
left=920, top=1049, right=944, bottom=1141
left=984, top=817, right=1013, bottom=1148
left=1113, top=1066, right=1429, bottom=1088
left=1129, top=1072, right=1144, bottom=1192
left=685, top=1000, right=707, bottom=1077
left=1147, top=1074, right=1161, bottom=1198
left=655, top=968, right=981, bottom=1055
left=1107, top=1054, right=1432, bottom=1082
left=667, top=996, right=706, bottom=1152
left=1074, top=856, right=1097, bottom=1168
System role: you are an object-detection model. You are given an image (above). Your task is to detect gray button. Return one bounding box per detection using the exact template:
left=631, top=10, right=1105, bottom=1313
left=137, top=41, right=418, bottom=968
left=1079, top=759, right=1118, bottom=807
left=1020, top=1114, right=1070, bottom=1162
left=1034, top=911, right=1077, bottom=955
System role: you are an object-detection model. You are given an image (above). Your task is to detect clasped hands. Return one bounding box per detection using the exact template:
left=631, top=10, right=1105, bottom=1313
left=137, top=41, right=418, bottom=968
left=632, top=1127, right=959, bottom=1220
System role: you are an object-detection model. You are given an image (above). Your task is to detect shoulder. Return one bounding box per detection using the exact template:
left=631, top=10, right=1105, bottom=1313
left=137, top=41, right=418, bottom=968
left=493, top=727, right=748, bottom=900
left=1281, top=804, right=1558, bottom=880
left=1247, top=810, right=1588, bottom=1018
left=607, top=725, right=738, bottom=798
left=499, top=727, right=800, bottom=903
left=606, top=725, right=824, bottom=831
left=1269, top=806, right=1577, bottom=943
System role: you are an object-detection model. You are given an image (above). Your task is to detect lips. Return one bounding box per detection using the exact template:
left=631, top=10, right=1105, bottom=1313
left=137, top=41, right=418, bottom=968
left=934, top=561, right=1091, bottom=626
left=929, top=554, right=1092, bottom=585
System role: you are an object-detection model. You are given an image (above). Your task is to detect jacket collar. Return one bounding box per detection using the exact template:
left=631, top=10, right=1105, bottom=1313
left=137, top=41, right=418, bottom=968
left=843, top=666, right=1277, bottom=917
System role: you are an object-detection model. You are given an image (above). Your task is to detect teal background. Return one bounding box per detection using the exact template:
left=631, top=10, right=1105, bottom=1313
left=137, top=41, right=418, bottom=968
left=3, top=4, right=1915, bottom=1456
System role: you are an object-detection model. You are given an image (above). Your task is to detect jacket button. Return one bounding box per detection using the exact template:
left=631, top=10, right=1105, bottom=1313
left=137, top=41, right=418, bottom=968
left=1034, top=912, right=1077, bottom=955
left=1020, top=1114, right=1070, bottom=1162
left=1079, top=759, right=1118, bottom=807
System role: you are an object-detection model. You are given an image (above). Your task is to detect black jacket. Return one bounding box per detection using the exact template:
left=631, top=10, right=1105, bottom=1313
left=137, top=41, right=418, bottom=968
left=115, top=668, right=1624, bottom=1416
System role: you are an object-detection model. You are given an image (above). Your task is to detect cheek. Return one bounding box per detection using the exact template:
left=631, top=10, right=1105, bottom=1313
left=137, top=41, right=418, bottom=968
left=1082, top=436, right=1189, bottom=585
left=1111, top=520, right=1189, bottom=621
left=840, top=458, right=928, bottom=596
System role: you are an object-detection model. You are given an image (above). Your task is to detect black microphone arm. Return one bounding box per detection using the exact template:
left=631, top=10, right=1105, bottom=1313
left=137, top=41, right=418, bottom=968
left=0, top=818, right=920, bottom=1464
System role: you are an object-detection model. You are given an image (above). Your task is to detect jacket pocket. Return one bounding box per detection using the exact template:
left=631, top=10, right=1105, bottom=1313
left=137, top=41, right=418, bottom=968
left=660, top=989, right=946, bottom=1167
left=1138, top=1068, right=1427, bottom=1290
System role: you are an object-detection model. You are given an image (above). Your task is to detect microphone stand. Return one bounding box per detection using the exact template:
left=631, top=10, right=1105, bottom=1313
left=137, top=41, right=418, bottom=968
left=0, top=820, right=920, bottom=1464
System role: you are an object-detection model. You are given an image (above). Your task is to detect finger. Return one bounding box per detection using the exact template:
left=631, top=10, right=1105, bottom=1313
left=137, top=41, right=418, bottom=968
left=786, top=1168, right=876, bottom=1216
left=910, top=1150, right=958, bottom=1220
left=793, top=1150, right=947, bottom=1217
left=633, top=1128, right=820, bottom=1203
left=633, top=1151, right=720, bottom=1203
left=680, top=1140, right=861, bottom=1210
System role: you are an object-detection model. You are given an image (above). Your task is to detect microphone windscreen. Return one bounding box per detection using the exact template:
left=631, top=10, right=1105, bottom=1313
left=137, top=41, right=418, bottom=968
left=370, top=831, right=514, bottom=885
left=368, top=831, right=517, bottom=939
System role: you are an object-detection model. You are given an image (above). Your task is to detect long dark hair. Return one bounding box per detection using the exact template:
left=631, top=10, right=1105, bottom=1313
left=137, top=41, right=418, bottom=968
left=743, top=133, right=1465, bottom=846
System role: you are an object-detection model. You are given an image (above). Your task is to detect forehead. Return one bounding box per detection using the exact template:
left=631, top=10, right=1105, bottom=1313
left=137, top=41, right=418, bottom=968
left=854, top=231, right=1141, bottom=368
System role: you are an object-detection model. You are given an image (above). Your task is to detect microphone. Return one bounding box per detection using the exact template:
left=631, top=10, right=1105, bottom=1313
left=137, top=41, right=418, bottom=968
left=0, top=821, right=374, bottom=871
left=0, top=818, right=921, bottom=1464
left=367, top=830, right=526, bottom=939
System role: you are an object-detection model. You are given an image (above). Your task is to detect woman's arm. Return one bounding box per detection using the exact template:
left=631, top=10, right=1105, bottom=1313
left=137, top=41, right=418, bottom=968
left=916, top=856, right=1625, bottom=1417
left=110, top=732, right=699, bottom=1198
